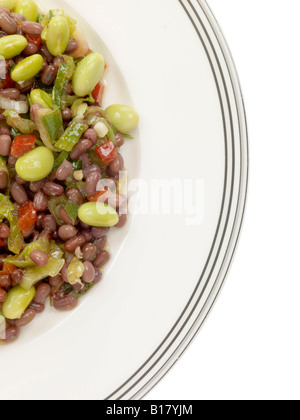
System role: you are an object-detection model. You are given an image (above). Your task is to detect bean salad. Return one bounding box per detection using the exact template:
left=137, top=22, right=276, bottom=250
left=0, top=0, right=139, bottom=343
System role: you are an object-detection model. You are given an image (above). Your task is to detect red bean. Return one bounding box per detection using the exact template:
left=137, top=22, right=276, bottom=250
left=115, top=213, right=127, bottom=228
left=0, top=126, right=10, bottom=135
left=69, top=139, right=92, bottom=160
left=85, top=171, right=101, bottom=196
left=42, top=214, right=57, bottom=232
left=64, top=234, right=86, bottom=253
left=0, top=134, right=11, bottom=156
left=11, top=269, right=23, bottom=284
left=0, top=286, right=7, bottom=302
left=0, top=171, right=8, bottom=189
left=41, top=64, right=57, bottom=85
left=0, top=222, right=10, bottom=239
left=107, top=153, right=124, bottom=178
left=93, top=250, right=110, bottom=268
left=10, top=12, right=26, bottom=22
left=49, top=274, right=62, bottom=288
left=29, top=301, right=44, bottom=313
left=33, top=191, right=48, bottom=212
left=82, top=243, right=97, bottom=261
left=15, top=175, right=26, bottom=185
left=91, top=227, right=109, bottom=239
left=21, top=21, right=43, bottom=35
left=79, top=152, right=90, bottom=168
left=65, top=38, right=78, bottom=53
left=93, top=270, right=102, bottom=284
left=59, top=207, right=75, bottom=225
left=115, top=132, right=124, bottom=148
left=42, top=182, right=64, bottom=197
left=61, top=108, right=72, bottom=121
left=83, top=164, right=101, bottom=179
left=95, top=236, right=107, bottom=251
left=14, top=308, right=36, bottom=327
left=66, top=83, right=73, bottom=95
left=1, top=326, right=20, bottom=342
left=83, top=128, right=97, bottom=145
left=8, top=155, right=17, bottom=165
left=53, top=294, right=78, bottom=311
left=30, top=249, right=49, bottom=267
left=34, top=283, right=51, bottom=304
left=81, top=229, right=93, bottom=242
left=0, top=12, right=17, bottom=34
left=56, top=160, right=73, bottom=181
left=10, top=182, right=28, bottom=205
left=0, top=88, right=20, bottom=100
left=29, top=179, right=44, bottom=193
left=23, top=42, right=38, bottom=56
left=58, top=225, right=77, bottom=241
left=82, top=261, right=95, bottom=283
left=65, top=187, right=84, bottom=205
left=40, top=44, right=53, bottom=63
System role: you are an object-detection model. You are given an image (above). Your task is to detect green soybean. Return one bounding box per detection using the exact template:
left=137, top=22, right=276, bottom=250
left=2, top=286, right=35, bottom=320
left=0, top=35, right=28, bottom=59
left=0, top=0, right=16, bottom=10
left=14, top=0, right=38, bottom=22
left=105, top=105, right=139, bottom=133
left=72, top=53, right=105, bottom=97
left=78, top=202, right=119, bottom=227
left=46, top=16, right=70, bottom=57
left=11, top=54, right=43, bottom=82
left=30, top=89, right=53, bottom=109
left=16, top=147, right=54, bottom=182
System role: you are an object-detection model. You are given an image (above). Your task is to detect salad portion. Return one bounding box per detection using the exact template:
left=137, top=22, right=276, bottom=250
left=0, top=0, right=139, bottom=343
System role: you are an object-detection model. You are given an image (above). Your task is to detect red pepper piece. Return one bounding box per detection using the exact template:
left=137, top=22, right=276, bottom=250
left=4, top=70, right=15, bottom=88
left=26, top=34, right=42, bottom=48
left=11, top=135, right=36, bottom=158
left=95, top=141, right=116, bottom=165
left=1, top=262, right=16, bottom=274
left=92, top=81, right=105, bottom=104
left=0, top=239, right=5, bottom=247
left=18, top=201, right=37, bottom=235
left=87, top=187, right=108, bottom=202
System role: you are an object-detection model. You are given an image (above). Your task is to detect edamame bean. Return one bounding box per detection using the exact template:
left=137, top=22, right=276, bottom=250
left=105, top=105, right=139, bottom=133
left=16, top=146, right=54, bottom=182
left=2, top=285, right=35, bottom=320
left=78, top=202, right=119, bottom=227
left=0, top=34, right=27, bottom=59
left=0, top=0, right=16, bottom=11
left=46, top=16, right=70, bottom=57
left=30, top=89, right=53, bottom=109
left=14, top=0, right=38, bottom=22
left=72, top=53, right=105, bottom=97
left=11, top=54, right=43, bottom=81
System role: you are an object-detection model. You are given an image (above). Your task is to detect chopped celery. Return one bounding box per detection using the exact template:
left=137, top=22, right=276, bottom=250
left=3, top=237, right=51, bottom=268
left=21, top=258, right=65, bottom=290
left=3, top=110, right=36, bottom=134
left=55, top=120, right=88, bottom=152
left=48, top=194, right=68, bottom=225
left=53, top=151, right=69, bottom=172
left=65, top=201, right=79, bottom=225
left=0, top=194, right=23, bottom=254
left=33, top=108, right=61, bottom=151
left=52, top=62, right=70, bottom=109
left=42, top=108, right=63, bottom=142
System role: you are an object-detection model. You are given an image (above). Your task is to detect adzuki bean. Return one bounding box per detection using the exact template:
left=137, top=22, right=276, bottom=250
left=0, top=222, right=10, bottom=239
left=93, top=250, right=110, bottom=268
left=30, top=249, right=49, bottom=267
left=82, top=243, right=97, bottom=261
left=1, top=326, right=20, bottom=343
left=21, top=21, right=43, bottom=35
left=64, top=38, right=78, bottom=53
left=0, top=134, right=11, bottom=156
left=56, top=160, right=73, bottom=181
left=64, top=234, right=86, bottom=253
left=0, top=287, right=7, bottom=302
left=0, top=12, right=17, bottom=34
left=70, top=139, right=92, bottom=160
left=0, top=171, right=8, bottom=189
left=42, top=214, right=57, bottom=232
left=58, top=225, right=77, bottom=241
left=33, top=191, right=48, bottom=212
left=43, top=182, right=64, bottom=197
left=10, top=182, right=28, bottom=205
left=82, top=261, right=95, bottom=283
left=0, top=274, right=11, bottom=287
left=34, top=283, right=51, bottom=305
left=14, top=309, right=36, bottom=328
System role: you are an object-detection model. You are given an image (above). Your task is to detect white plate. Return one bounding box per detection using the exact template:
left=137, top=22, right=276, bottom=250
left=0, top=0, right=248, bottom=400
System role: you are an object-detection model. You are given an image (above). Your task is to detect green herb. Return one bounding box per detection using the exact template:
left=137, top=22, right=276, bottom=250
left=65, top=201, right=79, bottom=225
left=53, top=151, right=69, bottom=172
left=55, top=120, right=88, bottom=152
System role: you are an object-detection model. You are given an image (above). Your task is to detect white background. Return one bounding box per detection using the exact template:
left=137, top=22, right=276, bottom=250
left=148, top=0, right=300, bottom=400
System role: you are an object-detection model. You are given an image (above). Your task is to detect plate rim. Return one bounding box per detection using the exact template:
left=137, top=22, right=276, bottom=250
left=106, top=0, right=249, bottom=400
